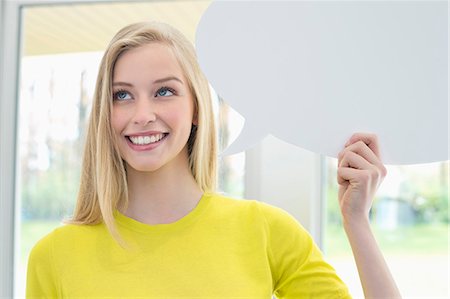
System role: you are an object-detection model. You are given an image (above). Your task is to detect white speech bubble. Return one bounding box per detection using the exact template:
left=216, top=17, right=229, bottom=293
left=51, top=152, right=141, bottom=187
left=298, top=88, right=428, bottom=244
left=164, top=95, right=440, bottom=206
left=196, top=1, right=448, bottom=165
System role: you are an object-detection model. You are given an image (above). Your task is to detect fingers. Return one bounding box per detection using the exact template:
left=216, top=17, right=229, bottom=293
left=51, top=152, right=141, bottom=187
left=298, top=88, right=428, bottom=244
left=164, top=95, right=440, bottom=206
left=339, top=150, right=372, bottom=170
left=337, top=163, right=383, bottom=185
left=338, top=140, right=381, bottom=169
left=337, top=132, right=388, bottom=185
left=337, top=152, right=374, bottom=185
left=337, top=166, right=364, bottom=185
left=344, top=132, right=381, bottom=159
left=340, top=133, right=386, bottom=166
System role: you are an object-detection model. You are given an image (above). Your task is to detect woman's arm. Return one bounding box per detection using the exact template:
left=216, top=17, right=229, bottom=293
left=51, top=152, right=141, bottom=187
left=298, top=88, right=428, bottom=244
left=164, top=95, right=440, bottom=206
left=337, top=132, right=402, bottom=299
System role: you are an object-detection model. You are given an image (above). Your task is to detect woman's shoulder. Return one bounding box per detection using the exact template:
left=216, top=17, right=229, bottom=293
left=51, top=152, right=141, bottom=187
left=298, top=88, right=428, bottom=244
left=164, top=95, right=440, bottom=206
left=29, top=222, right=105, bottom=258
left=207, top=192, right=269, bottom=214
left=208, top=192, right=301, bottom=227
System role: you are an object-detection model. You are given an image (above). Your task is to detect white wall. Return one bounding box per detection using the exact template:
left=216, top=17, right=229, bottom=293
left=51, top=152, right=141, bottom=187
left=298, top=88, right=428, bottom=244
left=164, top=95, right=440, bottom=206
left=245, top=135, right=325, bottom=247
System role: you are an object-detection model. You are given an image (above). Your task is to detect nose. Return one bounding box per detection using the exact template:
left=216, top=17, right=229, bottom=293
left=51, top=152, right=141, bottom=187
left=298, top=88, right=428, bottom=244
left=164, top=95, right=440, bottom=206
left=132, top=98, right=157, bottom=126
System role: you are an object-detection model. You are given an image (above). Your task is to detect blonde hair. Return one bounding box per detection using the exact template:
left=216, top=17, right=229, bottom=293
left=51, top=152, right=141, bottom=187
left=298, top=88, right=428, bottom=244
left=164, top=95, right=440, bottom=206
left=65, top=22, right=217, bottom=248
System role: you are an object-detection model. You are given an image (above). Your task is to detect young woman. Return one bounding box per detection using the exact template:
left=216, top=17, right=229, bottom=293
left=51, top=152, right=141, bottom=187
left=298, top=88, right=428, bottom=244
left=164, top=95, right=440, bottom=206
left=26, top=21, right=401, bottom=298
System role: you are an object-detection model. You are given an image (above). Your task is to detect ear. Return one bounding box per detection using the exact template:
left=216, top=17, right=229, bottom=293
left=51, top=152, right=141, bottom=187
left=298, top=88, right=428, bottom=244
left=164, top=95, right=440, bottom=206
left=192, top=96, right=199, bottom=125
left=192, top=111, right=198, bottom=126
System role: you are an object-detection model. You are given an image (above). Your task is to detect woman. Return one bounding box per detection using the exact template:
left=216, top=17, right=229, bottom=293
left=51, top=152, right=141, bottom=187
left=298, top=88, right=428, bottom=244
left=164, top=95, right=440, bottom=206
left=26, top=21, right=401, bottom=298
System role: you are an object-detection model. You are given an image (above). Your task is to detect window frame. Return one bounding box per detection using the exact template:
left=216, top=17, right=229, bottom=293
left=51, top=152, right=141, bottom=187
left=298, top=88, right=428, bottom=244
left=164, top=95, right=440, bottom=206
left=0, top=1, right=143, bottom=297
left=1, top=0, right=21, bottom=296
left=0, top=1, right=326, bottom=298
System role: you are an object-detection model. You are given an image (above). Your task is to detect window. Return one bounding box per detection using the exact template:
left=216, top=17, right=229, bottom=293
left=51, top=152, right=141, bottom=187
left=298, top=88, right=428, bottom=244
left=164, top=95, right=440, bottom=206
left=6, top=1, right=446, bottom=298
left=325, top=158, right=449, bottom=298
left=15, top=2, right=235, bottom=297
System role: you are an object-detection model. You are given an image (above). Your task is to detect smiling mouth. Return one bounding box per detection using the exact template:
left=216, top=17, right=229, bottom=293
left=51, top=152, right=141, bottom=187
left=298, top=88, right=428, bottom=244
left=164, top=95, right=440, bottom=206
left=126, top=133, right=169, bottom=145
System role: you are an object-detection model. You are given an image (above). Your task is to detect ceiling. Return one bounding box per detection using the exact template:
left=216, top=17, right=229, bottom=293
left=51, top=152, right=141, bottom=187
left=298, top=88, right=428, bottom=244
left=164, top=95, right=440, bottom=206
left=22, top=0, right=211, bottom=56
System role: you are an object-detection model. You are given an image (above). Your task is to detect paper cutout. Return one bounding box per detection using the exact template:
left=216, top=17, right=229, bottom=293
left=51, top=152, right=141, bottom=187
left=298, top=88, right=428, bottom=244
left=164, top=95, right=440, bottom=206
left=196, top=1, right=448, bottom=165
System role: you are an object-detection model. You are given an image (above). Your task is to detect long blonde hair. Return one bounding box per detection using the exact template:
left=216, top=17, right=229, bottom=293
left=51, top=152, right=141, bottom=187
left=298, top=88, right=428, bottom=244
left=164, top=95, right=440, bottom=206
left=65, top=22, right=217, bottom=248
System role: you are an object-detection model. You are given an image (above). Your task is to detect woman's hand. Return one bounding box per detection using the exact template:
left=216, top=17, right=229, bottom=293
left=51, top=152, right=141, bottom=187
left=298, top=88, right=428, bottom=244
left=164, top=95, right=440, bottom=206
left=337, top=132, right=387, bottom=224
left=337, top=133, right=402, bottom=298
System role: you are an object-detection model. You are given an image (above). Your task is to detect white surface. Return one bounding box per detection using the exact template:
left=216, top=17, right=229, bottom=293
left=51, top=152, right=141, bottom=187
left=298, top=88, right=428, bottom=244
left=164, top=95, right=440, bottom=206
left=196, top=1, right=448, bottom=165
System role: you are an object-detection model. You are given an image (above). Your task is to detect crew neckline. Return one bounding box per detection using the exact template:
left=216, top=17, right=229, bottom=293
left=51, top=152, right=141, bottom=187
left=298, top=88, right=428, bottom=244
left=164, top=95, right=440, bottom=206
left=113, top=192, right=212, bottom=233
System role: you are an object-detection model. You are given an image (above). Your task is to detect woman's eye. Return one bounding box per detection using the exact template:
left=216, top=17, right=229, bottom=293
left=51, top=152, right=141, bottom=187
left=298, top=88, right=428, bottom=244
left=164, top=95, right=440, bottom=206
left=156, top=87, right=175, bottom=97
left=113, top=90, right=132, bottom=101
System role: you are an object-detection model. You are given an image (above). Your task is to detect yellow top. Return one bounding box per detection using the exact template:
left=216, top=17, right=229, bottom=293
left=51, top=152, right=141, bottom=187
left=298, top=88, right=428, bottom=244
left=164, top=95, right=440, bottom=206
left=26, top=192, right=351, bottom=298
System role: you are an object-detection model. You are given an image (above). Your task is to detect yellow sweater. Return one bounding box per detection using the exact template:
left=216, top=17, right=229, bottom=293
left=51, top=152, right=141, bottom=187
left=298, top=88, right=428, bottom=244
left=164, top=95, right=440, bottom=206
left=26, top=192, right=351, bottom=298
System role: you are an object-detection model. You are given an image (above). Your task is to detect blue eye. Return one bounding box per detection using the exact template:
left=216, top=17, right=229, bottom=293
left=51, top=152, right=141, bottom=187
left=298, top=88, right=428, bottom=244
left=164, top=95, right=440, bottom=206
left=113, top=90, right=132, bottom=101
left=156, top=86, right=175, bottom=97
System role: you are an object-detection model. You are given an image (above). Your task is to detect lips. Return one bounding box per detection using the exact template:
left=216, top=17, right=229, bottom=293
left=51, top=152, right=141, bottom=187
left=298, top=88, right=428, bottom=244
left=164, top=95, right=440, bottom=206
left=124, top=132, right=169, bottom=151
left=127, top=133, right=167, bottom=145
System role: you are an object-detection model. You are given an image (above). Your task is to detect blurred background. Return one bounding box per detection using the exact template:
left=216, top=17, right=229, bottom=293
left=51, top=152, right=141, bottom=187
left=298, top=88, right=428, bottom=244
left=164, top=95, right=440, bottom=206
left=0, top=1, right=448, bottom=298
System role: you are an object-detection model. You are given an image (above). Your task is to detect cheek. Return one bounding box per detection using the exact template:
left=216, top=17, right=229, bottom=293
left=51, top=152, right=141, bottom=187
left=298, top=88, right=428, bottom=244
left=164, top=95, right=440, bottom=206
left=111, top=108, right=127, bottom=134
left=166, top=102, right=195, bottom=126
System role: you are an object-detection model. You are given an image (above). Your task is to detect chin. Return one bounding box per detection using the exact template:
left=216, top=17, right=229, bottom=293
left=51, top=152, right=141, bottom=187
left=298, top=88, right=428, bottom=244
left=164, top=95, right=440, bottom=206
left=127, top=163, right=163, bottom=173
left=121, top=148, right=189, bottom=174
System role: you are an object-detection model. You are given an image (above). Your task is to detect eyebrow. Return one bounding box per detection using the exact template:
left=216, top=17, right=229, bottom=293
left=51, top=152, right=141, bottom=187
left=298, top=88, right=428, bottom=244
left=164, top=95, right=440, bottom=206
left=112, top=76, right=183, bottom=87
left=154, top=76, right=183, bottom=84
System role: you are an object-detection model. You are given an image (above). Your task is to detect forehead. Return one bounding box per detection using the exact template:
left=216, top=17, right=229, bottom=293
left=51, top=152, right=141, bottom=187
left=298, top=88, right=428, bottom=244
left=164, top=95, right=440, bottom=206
left=113, top=43, right=185, bottom=82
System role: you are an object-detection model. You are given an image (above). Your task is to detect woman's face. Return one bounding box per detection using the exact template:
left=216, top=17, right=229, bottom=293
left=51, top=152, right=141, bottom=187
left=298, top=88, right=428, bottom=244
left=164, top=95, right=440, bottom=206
left=111, top=43, right=196, bottom=173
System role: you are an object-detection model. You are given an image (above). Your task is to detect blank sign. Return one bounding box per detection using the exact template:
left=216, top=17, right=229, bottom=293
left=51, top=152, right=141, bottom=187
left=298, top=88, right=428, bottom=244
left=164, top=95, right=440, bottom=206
left=196, top=1, right=448, bottom=165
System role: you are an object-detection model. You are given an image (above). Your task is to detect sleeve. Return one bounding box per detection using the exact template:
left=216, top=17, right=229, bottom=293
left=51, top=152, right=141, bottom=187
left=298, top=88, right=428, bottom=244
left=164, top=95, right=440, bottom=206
left=26, top=230, right=59, bottom=299
left=257, top=202, right=352, bottom=299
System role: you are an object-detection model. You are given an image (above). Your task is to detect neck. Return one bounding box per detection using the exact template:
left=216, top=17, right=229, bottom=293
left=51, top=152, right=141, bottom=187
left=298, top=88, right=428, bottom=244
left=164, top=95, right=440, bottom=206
left=121, top=149, right=203, bottom=225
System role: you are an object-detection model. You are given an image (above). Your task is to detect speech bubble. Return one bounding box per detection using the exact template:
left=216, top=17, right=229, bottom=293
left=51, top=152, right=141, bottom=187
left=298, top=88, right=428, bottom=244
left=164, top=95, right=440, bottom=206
left=196, top=1, right=448, bottom=165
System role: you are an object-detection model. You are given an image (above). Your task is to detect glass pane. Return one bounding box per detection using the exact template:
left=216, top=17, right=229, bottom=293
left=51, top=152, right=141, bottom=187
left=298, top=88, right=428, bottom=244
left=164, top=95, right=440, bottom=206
left=324, top=158, right=449, bottom=298
left=16, top=47, right=103, bottom=299
left=217, top=97, right=246, bottom=198
left=15, top=2, right=247, bottom=297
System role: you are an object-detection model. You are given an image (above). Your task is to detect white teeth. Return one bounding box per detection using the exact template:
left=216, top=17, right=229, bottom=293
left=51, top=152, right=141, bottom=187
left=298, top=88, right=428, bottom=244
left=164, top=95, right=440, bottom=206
left=129, top=134, right=164, bottom=145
